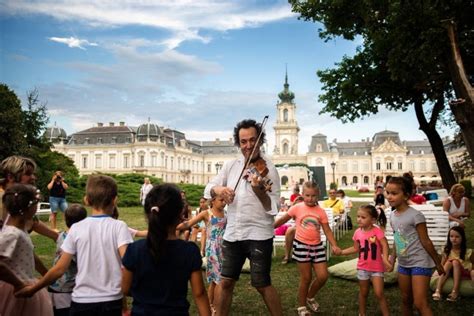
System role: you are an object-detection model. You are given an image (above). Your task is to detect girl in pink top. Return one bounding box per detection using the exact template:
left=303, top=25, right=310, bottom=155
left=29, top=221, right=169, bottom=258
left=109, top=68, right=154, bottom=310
left=338, top=205, right=392, bottom=316
left=274, top=182, right=340, bottom=316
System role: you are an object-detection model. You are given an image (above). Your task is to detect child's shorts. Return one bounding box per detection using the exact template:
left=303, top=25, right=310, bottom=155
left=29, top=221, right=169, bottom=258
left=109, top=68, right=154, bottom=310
left=398, top=265, right=433, bottom=277
left=292, top=239, right=326, bottom=263
left=357, top=269, right=384, bottom=280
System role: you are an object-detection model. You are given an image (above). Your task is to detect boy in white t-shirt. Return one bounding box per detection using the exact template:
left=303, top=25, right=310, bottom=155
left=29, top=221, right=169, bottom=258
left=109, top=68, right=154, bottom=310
left=17, top=175, right=133, bottom=316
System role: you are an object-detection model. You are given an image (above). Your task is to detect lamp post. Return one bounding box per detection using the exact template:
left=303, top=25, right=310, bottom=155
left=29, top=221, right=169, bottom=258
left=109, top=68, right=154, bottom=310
left=330, top=161, right=336, bottom=184
left=215, top=162, right=219, bottom=174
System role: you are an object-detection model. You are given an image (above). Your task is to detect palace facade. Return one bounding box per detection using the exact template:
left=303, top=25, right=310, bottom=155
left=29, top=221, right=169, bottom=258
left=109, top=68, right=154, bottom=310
left=46, top=74, right=465, bottom=189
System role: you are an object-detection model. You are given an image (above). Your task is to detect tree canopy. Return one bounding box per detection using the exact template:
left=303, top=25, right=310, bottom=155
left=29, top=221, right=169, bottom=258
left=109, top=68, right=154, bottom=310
left=289, top=0, right=474, bottom=189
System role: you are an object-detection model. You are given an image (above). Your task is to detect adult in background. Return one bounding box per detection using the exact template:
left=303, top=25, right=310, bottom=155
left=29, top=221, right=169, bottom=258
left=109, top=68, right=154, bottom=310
left=0, top=155, right=56, bottom=275
left=321, top=189, right=345, bottom=217
left=443, top=183, right=470, bottom=228
left=290, top=185, right=301, bottom=203
left=204, top=119, right=282, bottom=316
left=47, top=171, right=68, bottom=230
left=139, top=177, right=153, bottom=206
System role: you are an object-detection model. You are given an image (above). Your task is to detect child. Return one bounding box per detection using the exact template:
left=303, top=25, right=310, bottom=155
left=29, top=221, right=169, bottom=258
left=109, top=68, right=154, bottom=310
left=338, top=205, right=392, bottom=316
left=274, top=181, right=341, bottom=316
left=48, top=204, right=87, bottom=316
left=190, top=197, right=209, bottom=256
left=386, top=176, right=444, bottom=315
left=178, top=191, right=227, bottom=313
left=0, top=184, right=53, bottom=316
left=16, top=175, right=134, bottom=316
left=432, top=226, right=474, bottom=301
left=121, top=183, right=211, bottom=315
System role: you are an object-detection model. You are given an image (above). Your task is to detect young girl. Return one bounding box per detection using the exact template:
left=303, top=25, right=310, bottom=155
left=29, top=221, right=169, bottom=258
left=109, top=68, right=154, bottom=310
left=274, top=181, right=341, bottom=316
left=0, top=184, right=53, bottom=316
left=338, top=205, right=392, bottom=316
left=432, top=226, right=474, bottom=302
left=121, top=183, right=211, bottom=316
left=178, top=192, right=227, bottom=314
left=386, top=176, right=444, bottom=316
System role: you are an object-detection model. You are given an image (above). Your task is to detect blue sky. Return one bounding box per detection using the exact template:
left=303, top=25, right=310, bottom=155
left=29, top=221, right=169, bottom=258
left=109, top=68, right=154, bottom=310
left=0, top=0, right=454, bottom=152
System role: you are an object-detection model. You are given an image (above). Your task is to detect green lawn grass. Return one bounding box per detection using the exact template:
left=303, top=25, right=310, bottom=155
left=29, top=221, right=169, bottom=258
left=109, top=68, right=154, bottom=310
left=31, top=202, right=474, bottom=315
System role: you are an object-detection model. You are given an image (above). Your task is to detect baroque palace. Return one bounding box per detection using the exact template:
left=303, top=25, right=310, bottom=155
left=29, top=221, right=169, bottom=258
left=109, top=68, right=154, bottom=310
left=46, top=74, right=465, bottom=190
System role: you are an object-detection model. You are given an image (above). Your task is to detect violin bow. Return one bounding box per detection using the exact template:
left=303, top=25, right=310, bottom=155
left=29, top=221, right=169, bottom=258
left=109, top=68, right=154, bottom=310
left=233, top=115, right=269, bottom=192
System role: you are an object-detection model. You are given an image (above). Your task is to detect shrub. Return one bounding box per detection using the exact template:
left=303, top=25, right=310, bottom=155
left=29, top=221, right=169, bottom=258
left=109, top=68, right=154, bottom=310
left=460, top=180, right=472, bottom=199
left=330, top=182, right=338, bottom=190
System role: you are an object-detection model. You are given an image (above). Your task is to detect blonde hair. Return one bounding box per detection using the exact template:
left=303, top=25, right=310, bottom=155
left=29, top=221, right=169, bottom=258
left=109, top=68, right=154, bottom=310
left=449, top=183, right=465, bottom=196
left=0, top=156, right=36, bottom=187
left=302, top=181, right=320, bottom=195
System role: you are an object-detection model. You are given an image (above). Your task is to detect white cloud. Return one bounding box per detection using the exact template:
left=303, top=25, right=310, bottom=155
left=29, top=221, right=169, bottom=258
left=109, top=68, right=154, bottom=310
left=48, top=36, right=98, bottom=50
left=4, top=1, right=295, bottom=48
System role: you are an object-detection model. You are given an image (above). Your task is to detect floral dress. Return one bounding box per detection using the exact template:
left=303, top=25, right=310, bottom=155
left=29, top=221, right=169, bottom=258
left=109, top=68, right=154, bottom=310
left=205, top=211, right=227, bottom=284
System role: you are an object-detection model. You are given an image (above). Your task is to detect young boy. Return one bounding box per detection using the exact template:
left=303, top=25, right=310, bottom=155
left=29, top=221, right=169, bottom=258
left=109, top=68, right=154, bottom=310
left=17, top=175, right=133, bottom=316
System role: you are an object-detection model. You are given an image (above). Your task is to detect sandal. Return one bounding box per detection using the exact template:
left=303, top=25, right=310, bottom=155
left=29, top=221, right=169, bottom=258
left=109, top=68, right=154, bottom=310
left=306, top=297, right=320, bottom=312
left=447, top=291, right=459, bottom=302
left=281, top=257, right=289, bottom=264
left=432, top=290, right=441, bottom=301
left=297, top=306, right=311, bottom=316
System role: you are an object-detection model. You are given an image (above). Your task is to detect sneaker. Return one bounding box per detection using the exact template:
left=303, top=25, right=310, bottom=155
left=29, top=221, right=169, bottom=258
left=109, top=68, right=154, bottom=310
left=306, top=297, right=320, bottom=312
left=297, top=306, right=311, bottom=316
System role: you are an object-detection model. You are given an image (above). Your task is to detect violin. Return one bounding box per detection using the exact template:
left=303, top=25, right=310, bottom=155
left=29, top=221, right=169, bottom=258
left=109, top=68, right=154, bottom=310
left=242, top=156, right=273, bottom=192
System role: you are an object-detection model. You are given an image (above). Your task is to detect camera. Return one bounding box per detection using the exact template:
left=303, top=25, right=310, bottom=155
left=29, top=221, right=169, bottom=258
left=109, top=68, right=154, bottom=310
left=56, top=175, right=62, bottom=181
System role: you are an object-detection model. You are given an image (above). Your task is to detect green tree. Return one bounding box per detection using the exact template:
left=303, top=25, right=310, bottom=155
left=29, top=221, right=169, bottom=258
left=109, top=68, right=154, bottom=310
left=0, top=84, right=27, bottom=160
left=289, top=0, right=473, bottom=190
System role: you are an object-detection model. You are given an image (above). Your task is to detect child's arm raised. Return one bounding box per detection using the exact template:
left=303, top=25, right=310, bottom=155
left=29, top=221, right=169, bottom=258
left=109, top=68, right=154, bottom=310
left=274, top=213, right=291, bottom=228
left=416, top=223, right=444, bottom=275
left=321, top=223, right=341, bottom=255
left=177, top=211, right=208, bottom=231
left=15, top=252, right=73, bottom=297
left=190, top=269, right=211, bottom=316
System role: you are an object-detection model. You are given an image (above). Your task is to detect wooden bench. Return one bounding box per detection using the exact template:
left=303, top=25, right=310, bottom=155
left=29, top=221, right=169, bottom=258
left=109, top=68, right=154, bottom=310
left=273, top=208, right=335, bottom=259
left=384, top=205, right=448, bottom=253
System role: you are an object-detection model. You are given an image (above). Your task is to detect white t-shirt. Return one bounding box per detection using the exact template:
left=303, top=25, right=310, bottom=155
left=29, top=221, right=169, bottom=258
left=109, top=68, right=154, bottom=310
left=61, top=216, right=133, bottom=303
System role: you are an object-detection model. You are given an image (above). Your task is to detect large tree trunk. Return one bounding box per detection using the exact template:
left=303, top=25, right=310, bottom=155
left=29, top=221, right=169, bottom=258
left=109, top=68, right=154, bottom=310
left=414, top=95, right=456, bottom=190
left=444, top=20, right=474, bottom=164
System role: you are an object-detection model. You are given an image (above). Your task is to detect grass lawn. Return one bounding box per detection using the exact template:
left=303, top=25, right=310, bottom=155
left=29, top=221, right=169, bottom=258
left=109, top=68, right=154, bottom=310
left=31, top=202, right=474, bottom=315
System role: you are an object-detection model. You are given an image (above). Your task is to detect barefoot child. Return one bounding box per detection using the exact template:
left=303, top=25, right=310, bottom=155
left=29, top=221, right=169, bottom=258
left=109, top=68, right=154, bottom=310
left=121, top=184, right=211, bottom=315
left=432, top=226, right=474, bottom=302
left=386, top=176, right=444, bottom=316
left=274, top=181, right=340, bottom=316
left=178, top=191, right=227, bottom=313
left=16, top=175, right=134, bottom=316
left=338, top=205, right=392, bottom=316
left=0, top=184, right=53, bottom=316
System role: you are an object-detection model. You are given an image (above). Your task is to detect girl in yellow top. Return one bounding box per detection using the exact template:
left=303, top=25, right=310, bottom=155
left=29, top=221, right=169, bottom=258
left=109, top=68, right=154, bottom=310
left=433, top=226, right=474, bottom=302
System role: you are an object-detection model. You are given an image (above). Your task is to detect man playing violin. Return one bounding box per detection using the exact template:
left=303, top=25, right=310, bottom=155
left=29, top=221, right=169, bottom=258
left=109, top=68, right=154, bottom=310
left=204, top=118, right=282, bottom=316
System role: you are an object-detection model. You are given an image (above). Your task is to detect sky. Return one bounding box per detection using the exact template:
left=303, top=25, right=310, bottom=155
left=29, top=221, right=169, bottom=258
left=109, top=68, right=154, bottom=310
left=0, top=0, right=455, bottom=153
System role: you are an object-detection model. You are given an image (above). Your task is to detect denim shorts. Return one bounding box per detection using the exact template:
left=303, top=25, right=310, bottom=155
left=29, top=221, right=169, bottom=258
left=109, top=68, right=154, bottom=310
left=357, top=269, right=384, bottom=280
left=398, top=265, right=433, bottom=277
left=220, top=238, right=273, bottom=288
left=49, top=196, right=68, bottom=213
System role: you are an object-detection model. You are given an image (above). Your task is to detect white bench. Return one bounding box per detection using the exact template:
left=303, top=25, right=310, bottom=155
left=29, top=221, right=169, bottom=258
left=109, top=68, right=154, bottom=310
left=384, top=206, right=449, bottom=253
left=36, top=202, right=52, bottom=217
left=273, top=208, right=335, bottom=259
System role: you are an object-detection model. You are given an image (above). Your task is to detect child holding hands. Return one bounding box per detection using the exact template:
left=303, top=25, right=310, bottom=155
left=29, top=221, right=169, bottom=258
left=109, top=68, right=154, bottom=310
left=338, top=205, right=392, bottom=316
left=432, top=226, right=474, bottom=302
left=16, top=175, right=134, bottom=316
left=0, top=184, right=53, bottom=316
left=177, top=191, right=226, bottom=313
left=274, top=181, right=340, bottom=316
left=121, top=184, right=211, bottom=316
left=386, top=176, right=444, bottom=316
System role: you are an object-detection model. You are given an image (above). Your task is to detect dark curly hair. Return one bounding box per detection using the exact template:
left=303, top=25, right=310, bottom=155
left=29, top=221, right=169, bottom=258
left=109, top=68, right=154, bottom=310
left=233, top=119, right=266, bottom=147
